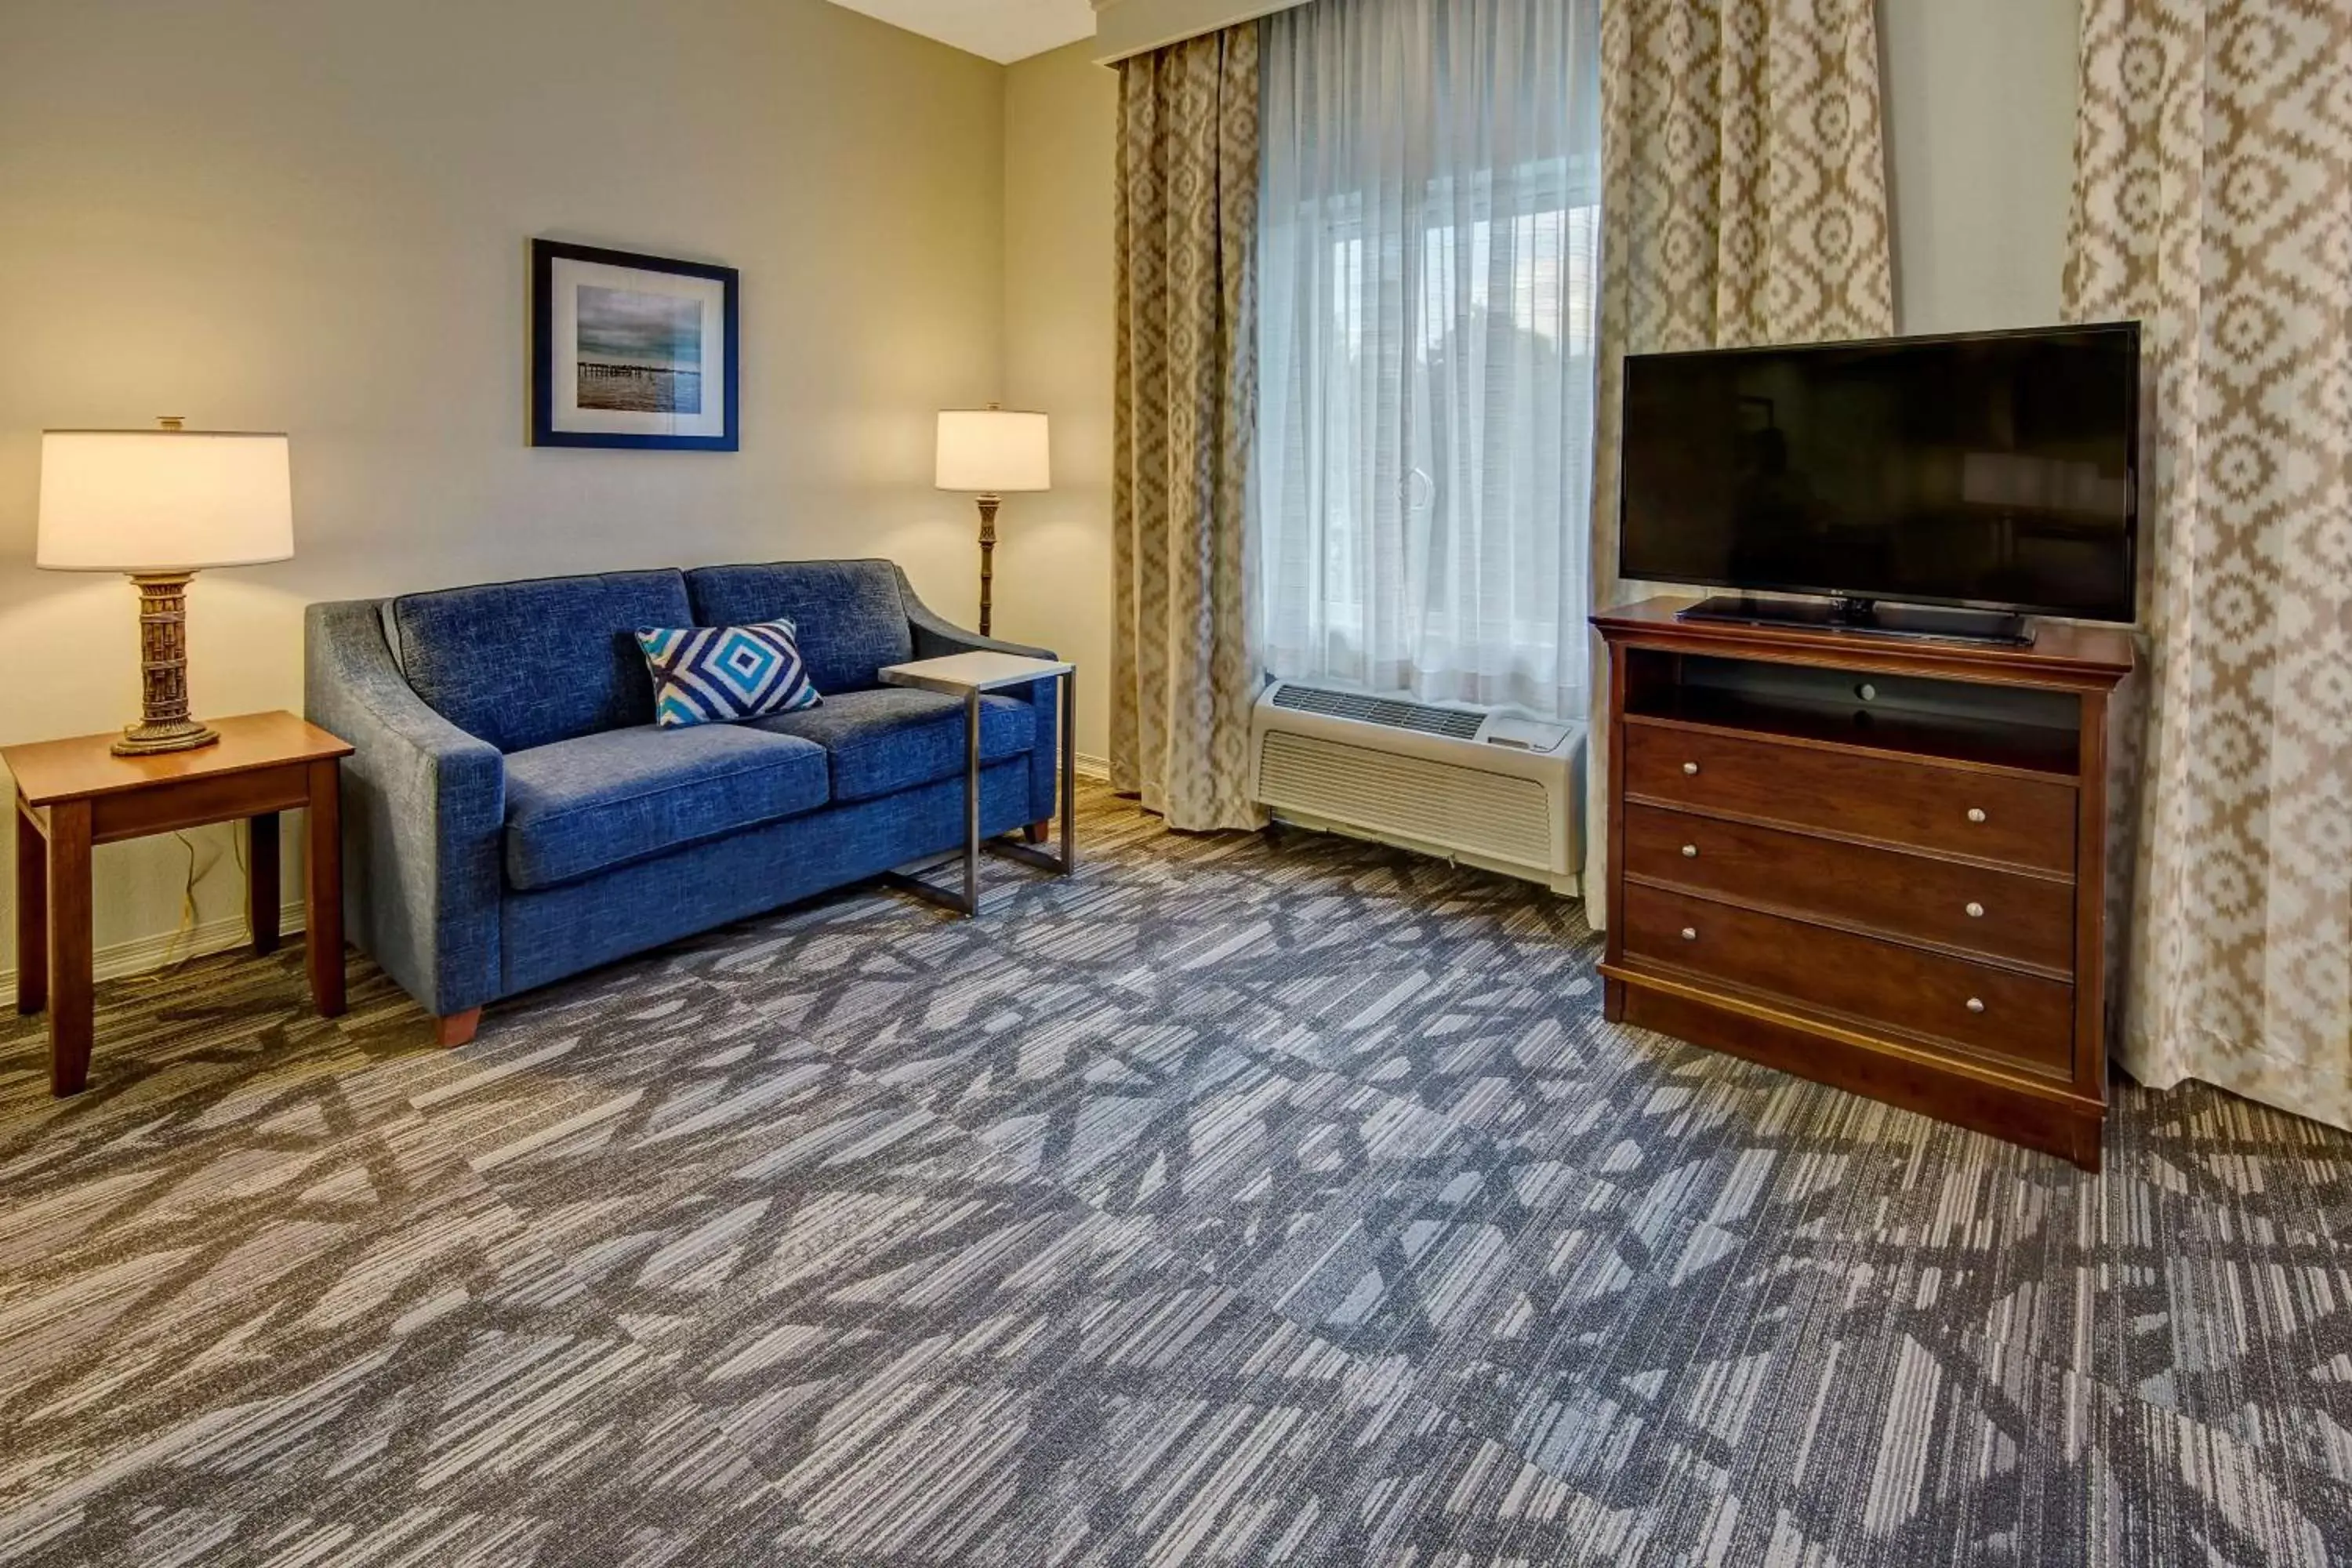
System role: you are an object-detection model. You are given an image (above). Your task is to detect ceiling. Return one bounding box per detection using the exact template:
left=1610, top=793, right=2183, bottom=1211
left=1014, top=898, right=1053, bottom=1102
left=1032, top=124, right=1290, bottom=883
left=827, top=0, right=1097, bottom=64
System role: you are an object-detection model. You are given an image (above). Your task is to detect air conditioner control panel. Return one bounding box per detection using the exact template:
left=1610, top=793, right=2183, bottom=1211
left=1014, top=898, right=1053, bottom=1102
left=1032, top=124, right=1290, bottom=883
left=1480, top=716, right=1574, bottom=753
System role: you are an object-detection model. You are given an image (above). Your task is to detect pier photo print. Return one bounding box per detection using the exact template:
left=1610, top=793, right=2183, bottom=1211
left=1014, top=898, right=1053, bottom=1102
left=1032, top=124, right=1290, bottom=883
left=576, top=285, right=702, bottom=414
left=531, top=238, right=739, bottom=450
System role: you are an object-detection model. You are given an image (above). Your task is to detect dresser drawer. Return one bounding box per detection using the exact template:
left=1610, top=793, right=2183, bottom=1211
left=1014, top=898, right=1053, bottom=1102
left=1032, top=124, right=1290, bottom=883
left=1619, top=882, right=2075, bottom=1076
left=1622, top=723, right=2078, bottom=875
left=1621, top=803, right=2076, bottom=975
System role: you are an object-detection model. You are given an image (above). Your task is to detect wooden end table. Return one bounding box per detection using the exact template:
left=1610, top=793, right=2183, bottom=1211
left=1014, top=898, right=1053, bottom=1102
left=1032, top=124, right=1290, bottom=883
left=5, top=710, right=355, bottom=1096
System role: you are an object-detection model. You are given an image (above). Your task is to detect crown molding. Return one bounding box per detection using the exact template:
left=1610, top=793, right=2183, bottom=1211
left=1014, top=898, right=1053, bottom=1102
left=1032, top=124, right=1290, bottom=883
left=1091, top=0, right=1313, bottom=63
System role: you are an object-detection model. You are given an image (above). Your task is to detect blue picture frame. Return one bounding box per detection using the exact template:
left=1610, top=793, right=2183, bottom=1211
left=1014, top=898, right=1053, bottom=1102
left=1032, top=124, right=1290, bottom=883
left=531, top=239, right=739, bottom=452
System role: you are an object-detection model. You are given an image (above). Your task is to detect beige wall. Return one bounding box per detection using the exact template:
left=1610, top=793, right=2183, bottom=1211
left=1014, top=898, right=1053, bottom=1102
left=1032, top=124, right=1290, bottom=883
left=0, top=0, right=1006, bottom=978
left=1882, top=0, right=2082, bottom=335
left=1000, top=42, right=1119, bottom=764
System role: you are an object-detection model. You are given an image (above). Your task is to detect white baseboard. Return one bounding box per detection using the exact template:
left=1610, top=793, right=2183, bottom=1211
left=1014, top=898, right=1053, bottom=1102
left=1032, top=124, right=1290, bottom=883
left=1075, top=753, right=1111, bottom=781
left=0, top=902, right=307, bottom=993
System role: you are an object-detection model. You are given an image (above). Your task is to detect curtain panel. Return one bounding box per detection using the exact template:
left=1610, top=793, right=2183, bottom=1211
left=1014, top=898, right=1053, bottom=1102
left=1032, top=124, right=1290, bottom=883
left=2063, top=0, right=2352, bottom=1126
left=1256, top=0, right=1605, bottom=722
left=1111, top=25, right=1271, bottom=832
left=1579, top=0, right=1897, bottom=914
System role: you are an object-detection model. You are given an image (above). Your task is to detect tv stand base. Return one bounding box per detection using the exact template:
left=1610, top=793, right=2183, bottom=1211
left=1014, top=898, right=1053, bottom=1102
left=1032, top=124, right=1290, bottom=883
left=1675, top=594, right=2033, bottom=647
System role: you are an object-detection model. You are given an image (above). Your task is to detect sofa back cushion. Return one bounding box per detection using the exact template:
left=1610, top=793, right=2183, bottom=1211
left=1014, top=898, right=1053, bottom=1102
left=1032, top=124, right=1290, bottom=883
left=390, top=570, right=692, bottom=753
left=684, top=560, right=911, bottom=694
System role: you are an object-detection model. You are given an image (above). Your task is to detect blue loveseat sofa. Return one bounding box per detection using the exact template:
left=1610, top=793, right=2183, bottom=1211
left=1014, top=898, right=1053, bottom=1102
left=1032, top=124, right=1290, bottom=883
left=304, top=559, right=1058, bottom=1041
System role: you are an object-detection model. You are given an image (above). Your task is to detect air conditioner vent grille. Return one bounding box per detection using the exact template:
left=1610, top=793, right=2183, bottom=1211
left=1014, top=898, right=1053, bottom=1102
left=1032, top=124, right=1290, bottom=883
left=1258, top=731, right=1555, bottom=868
left=1270, top=684, right=1486, bottom=740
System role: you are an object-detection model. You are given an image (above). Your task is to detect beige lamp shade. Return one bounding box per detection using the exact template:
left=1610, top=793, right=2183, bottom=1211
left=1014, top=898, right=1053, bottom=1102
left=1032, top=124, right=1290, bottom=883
left=38, top=429, right=294, bottom=572
left=935, top=408, right=1050, bottom=493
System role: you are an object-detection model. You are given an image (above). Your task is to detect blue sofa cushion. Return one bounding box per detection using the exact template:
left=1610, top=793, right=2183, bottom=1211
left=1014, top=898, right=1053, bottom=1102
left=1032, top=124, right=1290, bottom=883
left=684, top=561, right=913, bottom=693
left=751, top=687, right=1033, bottom=804
left=391, top=571, right=693, bottom=753
left=503, top=724, right=829, bottom=891
left=637, top=620, right=822, bottom=728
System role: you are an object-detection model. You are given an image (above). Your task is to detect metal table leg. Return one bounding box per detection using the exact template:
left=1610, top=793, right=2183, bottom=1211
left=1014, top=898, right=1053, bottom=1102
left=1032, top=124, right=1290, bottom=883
left=992, top=668, right=1076, bottom=877
left=964, top=686, right=980, bottom=912
left=883, top=688, right=983, bottom=916
left=1062, top=666, right=1075, bottom=870
left=884, top=671, right=1076, bottom=914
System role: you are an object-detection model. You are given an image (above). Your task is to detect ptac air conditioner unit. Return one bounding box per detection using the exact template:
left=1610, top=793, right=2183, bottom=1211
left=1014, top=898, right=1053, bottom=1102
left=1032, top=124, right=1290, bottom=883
left=1249, top=681, right=1585, bottom=895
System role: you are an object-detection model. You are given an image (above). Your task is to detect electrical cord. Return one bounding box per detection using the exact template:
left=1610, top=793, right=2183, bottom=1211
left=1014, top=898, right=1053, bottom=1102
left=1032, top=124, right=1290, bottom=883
left=151, top=826, right=248, bottom=976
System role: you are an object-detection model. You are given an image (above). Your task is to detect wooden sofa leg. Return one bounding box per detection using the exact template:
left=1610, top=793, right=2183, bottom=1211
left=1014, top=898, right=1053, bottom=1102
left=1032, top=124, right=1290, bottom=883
left=437, top=1008, right=482, bottom=1049
left=1025, top=819, right=1051, bottom=844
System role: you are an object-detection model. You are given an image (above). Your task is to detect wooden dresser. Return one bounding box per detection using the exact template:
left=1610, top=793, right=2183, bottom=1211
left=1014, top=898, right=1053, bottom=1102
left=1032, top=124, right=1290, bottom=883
left=1592, top=598, right=2135, bottom=1169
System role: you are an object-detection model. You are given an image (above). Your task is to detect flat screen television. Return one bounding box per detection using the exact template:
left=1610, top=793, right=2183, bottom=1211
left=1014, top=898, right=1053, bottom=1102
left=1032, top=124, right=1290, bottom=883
left=1618, top=323, right=2141, bottom=641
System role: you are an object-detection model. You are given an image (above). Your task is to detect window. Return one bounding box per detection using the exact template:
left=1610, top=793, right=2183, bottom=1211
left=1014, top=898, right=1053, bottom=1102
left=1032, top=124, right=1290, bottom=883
left=1257, top=0, right=1603, bottom=720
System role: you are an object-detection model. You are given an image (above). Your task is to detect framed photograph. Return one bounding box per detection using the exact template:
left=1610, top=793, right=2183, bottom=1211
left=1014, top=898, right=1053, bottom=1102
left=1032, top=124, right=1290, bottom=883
left=532, top=239, right=739, bottom=450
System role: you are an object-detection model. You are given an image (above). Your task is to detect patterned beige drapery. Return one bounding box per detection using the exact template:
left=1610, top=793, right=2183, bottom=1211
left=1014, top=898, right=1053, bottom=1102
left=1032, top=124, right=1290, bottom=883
left=1581, top=0, right=1898, bottom=915
left=2063, top=0, right=2352, bottom=1126
left=1110, top=26, right=1269, bottom=832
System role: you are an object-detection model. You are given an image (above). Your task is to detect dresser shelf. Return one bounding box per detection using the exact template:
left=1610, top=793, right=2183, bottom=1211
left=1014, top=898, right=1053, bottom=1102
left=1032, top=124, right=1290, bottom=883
left=1594, top=598, right=2134, bottom=1170
left=1623, top=688, right=2083, bottom=778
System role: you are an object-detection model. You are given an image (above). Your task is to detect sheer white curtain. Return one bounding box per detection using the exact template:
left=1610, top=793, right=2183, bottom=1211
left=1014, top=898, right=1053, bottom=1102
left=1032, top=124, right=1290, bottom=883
left=1256, top=0, right=1602, bottom=720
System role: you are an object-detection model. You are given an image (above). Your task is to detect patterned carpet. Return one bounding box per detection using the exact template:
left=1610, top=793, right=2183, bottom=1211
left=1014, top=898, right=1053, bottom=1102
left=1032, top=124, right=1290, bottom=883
left=4, top=785, right=2351, bottom=1566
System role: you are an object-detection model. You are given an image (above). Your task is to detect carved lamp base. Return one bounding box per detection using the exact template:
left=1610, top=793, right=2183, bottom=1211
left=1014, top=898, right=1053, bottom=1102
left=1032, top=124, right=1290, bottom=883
left=115, top=717, right=220, bottom=757
left=112, top=572, right=220, bottom=757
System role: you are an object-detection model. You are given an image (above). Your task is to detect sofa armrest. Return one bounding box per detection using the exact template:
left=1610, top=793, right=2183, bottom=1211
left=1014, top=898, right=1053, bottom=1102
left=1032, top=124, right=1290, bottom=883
left=893, top=564, right=1054, bottom=662
left=304, top=599, right=506, bottom=1018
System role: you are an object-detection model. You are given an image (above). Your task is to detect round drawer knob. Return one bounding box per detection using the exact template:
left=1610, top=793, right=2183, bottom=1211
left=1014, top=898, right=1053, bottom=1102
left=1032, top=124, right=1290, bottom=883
left=1682, top=761, right=1700, bottom=776
left=1680, top=926, right=1699, bottom=941
left=1681, top=844, right=1699, bottom=858
left=1965, top=996, right=1987, bottom=1014
left=1965, top=901, right=1986, bottom=918
left=1966, top=808, right=1988, bottom=823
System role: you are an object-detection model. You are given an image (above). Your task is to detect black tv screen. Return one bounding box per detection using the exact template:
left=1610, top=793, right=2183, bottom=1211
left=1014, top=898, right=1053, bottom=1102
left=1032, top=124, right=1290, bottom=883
left=1619, top=324, right=2141, bottom=622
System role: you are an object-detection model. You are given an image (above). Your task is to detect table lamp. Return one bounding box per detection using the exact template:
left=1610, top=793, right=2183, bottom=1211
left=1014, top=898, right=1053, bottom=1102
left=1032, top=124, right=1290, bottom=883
left=38, top=419, right=294, bottom=756
left=935, top=405, right=1049, bottom=637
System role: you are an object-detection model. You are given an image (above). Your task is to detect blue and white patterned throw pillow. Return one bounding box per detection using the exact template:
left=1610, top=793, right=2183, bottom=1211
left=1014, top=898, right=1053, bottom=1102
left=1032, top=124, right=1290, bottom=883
left=636, top=619, right=822, bottom=728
